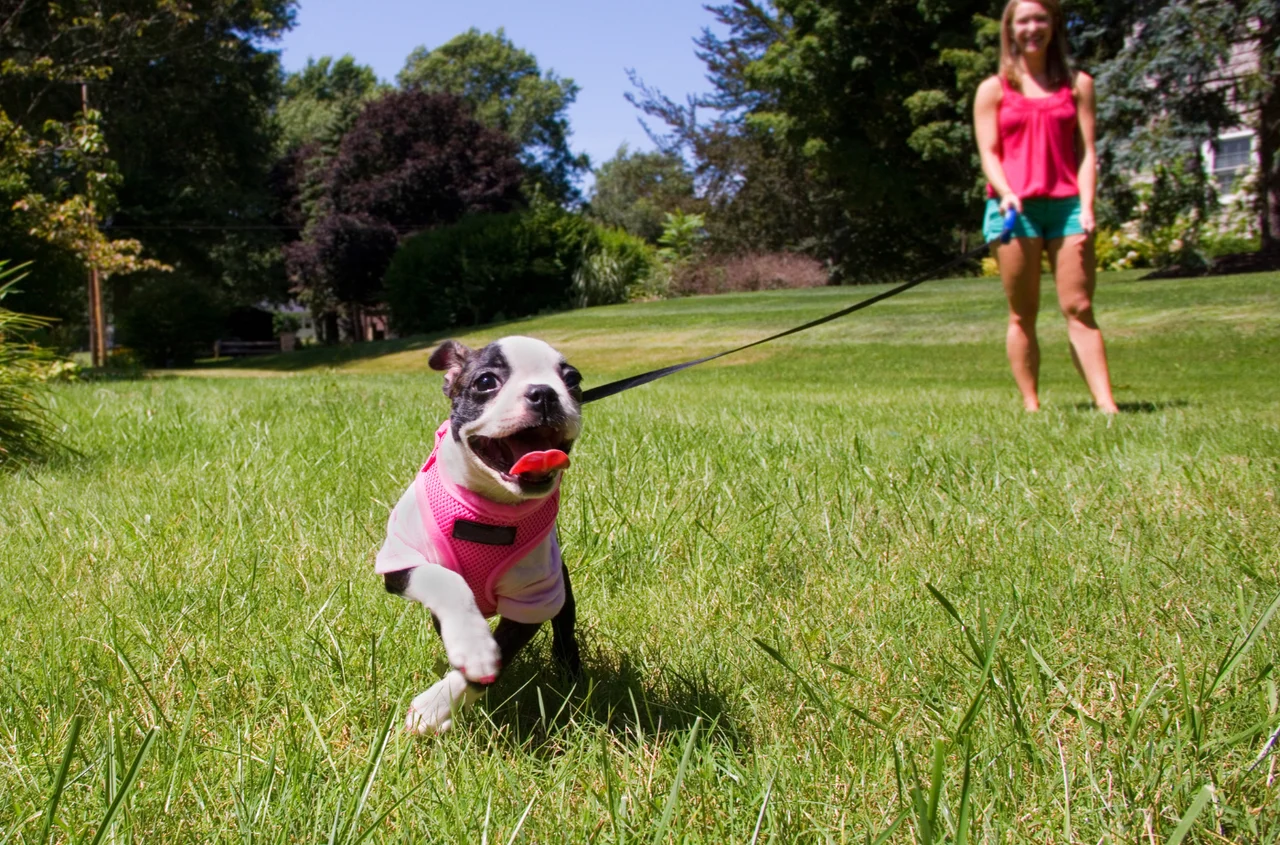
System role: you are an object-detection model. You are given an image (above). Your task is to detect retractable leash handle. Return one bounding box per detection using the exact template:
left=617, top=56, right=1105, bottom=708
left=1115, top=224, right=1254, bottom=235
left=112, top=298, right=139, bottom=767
left=1000, top=208, right=1019, bottom=244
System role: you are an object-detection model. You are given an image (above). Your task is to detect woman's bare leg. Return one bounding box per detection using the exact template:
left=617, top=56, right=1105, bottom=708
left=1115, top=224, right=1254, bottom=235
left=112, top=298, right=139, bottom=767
left=996, top=238, right=1044, bottom=411
left=1047, top=234, right=1118, bottom=413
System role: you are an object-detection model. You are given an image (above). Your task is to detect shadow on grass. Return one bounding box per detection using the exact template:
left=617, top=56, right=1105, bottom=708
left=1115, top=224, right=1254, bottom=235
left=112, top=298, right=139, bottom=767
left=184, top=315, right=539, bottom=373
left=188, top=334, right=444, bottom=372
left=477, top=633, right=746, bottom=751
left=1073, top=400, right=1191, bottom=413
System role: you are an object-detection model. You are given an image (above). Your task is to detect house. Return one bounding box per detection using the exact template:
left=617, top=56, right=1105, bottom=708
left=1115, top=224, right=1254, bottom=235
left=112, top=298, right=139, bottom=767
left=1202, top=21, right=1263, bottom=210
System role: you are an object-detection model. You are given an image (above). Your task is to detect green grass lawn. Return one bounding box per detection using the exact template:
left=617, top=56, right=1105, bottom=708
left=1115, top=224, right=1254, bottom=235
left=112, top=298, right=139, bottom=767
left=3, top=270, right=1279, bottom=842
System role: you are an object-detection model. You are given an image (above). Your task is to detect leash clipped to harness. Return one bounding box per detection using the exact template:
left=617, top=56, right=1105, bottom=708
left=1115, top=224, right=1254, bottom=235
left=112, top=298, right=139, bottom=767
left=581, top=210, right=1020, bottom=405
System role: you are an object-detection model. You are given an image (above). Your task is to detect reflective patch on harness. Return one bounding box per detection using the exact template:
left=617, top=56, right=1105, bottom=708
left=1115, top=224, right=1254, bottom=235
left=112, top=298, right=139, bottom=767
left=451, top=519, right=517, bottom=546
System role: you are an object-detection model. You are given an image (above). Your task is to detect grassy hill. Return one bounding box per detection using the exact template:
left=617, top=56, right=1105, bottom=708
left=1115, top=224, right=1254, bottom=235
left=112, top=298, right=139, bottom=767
left=3, top=270, right=1279, bottom=841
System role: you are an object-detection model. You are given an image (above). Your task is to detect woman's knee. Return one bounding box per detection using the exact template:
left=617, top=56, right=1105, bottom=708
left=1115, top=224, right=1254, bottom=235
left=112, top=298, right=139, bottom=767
left=1059, top=297, right=1097, bottom=327
left=1008, top=308, right=1037, bottom=332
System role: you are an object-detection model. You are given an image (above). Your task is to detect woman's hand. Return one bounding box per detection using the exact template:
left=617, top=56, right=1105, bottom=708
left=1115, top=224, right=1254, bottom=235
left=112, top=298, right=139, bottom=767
left=1079, top=206, right=1096, bottom=234
left=999, top=193, right=1023, bottom=215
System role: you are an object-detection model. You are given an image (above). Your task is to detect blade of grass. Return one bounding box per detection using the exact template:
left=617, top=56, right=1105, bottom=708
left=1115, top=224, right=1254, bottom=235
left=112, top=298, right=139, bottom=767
left=340, top=705, right=395, bottom=844
left=164, top=695, right=198, bottom=812
left=870, top=807, right=911, bottom=845
left=651, top=717, right=700, bottom=845
left=350, top=775, right=432, bottom=845
left=953, top=737, right=974, bottom=845
left=926, top=584, right=983, bottom=666
left=505, top=791, right=539, bottom=845
left=112, top=634, right=173, bottom=731
left=38, top=714, right=83, bottom=845
left=1057, top=737, right=1071, bottom=844
left=954, top=609, right=1008, bottom=737
left=1026, top=641, right=1103, bottom=729
left=752, top=638, right=831, bottom=718
left=925, top=739, right=945, bottom=839
left=1207, top=590, right=1280, bottom=700
left=1166, top=783, right=1214, bottom=845
left=747, top=775, right=774, bottom=845
left=88, top=725, right=159, bottom=845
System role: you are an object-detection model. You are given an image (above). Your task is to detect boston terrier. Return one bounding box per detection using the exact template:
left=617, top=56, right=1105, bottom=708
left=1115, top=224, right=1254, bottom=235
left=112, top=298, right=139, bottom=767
left=376, top=336, right=584, bottom=733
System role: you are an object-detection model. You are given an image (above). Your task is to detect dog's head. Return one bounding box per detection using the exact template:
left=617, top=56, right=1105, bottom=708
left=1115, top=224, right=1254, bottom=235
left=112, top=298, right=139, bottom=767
left=429, top=336, right=583, bottom=501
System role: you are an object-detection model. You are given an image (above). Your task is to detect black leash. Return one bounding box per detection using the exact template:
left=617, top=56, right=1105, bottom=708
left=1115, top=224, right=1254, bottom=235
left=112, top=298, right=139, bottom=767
left=582, top=212, right=1018, bottom=405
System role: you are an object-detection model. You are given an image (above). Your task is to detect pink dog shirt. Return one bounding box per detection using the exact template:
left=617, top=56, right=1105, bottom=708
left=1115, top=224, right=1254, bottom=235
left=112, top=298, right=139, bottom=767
left=377, top=422, right=564, bottom=620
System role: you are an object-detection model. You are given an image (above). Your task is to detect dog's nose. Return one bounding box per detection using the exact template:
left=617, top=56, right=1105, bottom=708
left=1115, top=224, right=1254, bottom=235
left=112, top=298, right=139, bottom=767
left=525, top=384, right=559, bottom=414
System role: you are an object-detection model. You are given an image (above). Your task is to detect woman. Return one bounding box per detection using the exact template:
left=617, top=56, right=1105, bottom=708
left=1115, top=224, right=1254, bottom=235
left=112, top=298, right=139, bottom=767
left=973, top=0, right=1119, bottom=413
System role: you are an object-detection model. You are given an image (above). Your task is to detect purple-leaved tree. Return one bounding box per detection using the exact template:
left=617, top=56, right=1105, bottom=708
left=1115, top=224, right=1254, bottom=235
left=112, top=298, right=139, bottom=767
left=285, top=90, right=524, bottom=340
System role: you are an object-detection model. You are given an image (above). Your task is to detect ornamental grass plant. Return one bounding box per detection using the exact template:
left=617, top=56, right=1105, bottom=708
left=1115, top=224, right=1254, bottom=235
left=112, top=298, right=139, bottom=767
left=0, top=260, right=63, bottom=468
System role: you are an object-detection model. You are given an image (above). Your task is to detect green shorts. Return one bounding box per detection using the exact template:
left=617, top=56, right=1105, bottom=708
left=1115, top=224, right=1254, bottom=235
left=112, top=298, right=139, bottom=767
left=983, top=196, right=1085, bottom=242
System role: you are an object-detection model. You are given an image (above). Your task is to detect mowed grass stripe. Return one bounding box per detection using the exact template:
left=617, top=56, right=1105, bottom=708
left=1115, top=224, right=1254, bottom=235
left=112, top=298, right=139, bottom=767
left=0, top=271, right=1277, bottom=841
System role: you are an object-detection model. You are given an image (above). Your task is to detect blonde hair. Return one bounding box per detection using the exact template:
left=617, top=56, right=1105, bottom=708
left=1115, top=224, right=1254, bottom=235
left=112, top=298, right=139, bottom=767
left=999, top=0, right=1073, bottom=91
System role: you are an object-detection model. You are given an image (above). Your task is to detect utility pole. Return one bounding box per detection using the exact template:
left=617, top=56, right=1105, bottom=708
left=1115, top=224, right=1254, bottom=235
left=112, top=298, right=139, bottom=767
left=80, top=81, right=106, bottom=368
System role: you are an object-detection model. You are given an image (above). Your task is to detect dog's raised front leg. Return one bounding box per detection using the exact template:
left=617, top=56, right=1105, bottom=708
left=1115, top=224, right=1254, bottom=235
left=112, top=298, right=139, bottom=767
left=398, top=563, right=501, bottom=682
left=397, top=565, right=500, bottom=735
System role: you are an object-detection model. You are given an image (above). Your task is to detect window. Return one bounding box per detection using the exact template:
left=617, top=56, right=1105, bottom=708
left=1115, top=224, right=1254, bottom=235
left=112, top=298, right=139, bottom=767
left=1213, top=135, right=1253, bottom=193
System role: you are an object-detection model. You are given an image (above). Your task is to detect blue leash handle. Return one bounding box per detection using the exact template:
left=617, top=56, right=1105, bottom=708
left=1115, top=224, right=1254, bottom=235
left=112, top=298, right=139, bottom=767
left=1000, top=208, right=1019, bottom=244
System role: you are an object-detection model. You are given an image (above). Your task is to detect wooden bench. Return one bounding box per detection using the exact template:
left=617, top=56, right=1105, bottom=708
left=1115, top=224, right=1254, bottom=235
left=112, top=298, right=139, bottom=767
left=212, top=340, right=281, bottom=358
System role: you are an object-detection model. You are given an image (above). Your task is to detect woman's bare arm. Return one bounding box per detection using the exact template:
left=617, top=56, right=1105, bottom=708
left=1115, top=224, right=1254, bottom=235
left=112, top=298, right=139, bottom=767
left=1074, top=72, right=1098, bottom=232
left=974, top=76, right=1019, bottom=212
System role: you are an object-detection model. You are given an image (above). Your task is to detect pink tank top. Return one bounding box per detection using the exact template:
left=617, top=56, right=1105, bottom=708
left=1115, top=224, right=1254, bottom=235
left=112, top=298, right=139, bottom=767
left=409, top=422, right=561, bottom=618
left=987, top=76, right=1079, bottom=200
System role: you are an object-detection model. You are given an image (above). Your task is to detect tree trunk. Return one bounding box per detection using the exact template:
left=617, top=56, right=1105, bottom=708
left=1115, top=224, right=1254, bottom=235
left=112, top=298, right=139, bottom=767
left=1259, top=18, right=1280, bottom=255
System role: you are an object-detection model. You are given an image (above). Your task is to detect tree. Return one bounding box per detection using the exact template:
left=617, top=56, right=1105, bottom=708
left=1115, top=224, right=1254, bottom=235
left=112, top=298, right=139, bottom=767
left=282, top=213, right=398, bottom=338
left=277, top=55, right=385, bottom=153
left=740, top=0, right=1005, bottom=279
left=626, top=1, right=827, bottom=260
left=588, top=145, right=697, bottom=243
left=397, top=29, right=588, bottom=204
left=1, top=0, right=296, bottom=346
left=285, top=90, right=524, bottom=339
left=1093, top=0, right=1280, bottom=255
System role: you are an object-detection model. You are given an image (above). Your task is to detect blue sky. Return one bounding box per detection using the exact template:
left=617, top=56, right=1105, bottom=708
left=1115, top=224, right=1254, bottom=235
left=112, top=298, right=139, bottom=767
left=273, top=0, right=724, bottom=181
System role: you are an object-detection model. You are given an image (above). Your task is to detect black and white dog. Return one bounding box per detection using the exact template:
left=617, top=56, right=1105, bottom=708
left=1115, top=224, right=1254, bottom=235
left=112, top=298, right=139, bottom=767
left=377, top=336, right=584, bottom=733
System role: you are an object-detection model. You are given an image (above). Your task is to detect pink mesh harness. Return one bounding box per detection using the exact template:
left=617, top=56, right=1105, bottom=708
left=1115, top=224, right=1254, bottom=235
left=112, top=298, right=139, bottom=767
left=414, top=422, right=560, bottom=617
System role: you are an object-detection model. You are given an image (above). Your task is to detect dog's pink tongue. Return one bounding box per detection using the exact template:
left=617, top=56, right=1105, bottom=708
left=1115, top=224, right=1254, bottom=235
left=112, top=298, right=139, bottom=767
left=510, top=449, right=570, bottom=476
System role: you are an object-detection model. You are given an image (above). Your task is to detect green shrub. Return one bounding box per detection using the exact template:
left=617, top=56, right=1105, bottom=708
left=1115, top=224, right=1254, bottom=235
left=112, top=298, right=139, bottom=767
left=656, top=210, right=707, bottom=264
left=385, top=203, right=594, bottom=333
left=0, top=262, right=64, bottom=468
left=273, top=312, right=303, bottom=335
left=1094, top=227, right=1155, bottom=271
left=115, top=274, right=227, bottom=366
left=1201, top=231, right=1261, bottom=259
left=571, top=227, right=656, bottom=308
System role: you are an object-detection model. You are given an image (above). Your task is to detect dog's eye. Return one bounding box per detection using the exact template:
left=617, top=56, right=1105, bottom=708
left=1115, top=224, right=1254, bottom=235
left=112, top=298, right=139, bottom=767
left=473, top=373, right=499, bottom=392
left=562, top=368, right=582, bottom=389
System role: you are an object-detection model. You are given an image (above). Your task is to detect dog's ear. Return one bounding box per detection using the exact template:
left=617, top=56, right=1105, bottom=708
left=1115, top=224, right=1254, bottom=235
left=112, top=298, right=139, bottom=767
left=428, top=340, right=471, bottom=396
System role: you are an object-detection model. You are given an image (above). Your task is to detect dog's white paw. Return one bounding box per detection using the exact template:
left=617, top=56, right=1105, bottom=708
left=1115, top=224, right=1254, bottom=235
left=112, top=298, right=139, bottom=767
left=405, top=672, right=484, bottom=735
left=440, top=616, right=501, bottom=683
left=405, top=676, right=462, bottom=734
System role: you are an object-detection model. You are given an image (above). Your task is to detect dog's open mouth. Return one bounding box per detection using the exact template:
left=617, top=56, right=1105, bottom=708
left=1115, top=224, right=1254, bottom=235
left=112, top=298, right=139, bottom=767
left=469, top=426, right=572, bottom=484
